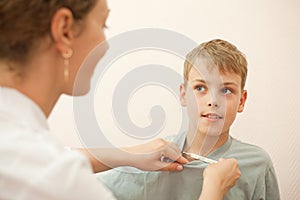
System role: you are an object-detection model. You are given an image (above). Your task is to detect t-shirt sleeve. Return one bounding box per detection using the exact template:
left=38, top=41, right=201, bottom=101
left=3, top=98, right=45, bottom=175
left=265, top=166, right=281, bottom=200
left=255, top=165, right=281, bottom=200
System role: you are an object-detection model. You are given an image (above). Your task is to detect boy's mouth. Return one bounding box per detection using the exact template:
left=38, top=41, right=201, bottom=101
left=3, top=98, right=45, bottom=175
left=201, top=113, right=223, bottom=121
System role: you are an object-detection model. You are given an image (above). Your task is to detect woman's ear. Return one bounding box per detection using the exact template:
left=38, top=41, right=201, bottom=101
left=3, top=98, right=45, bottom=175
left=180, top=84, right=187, bottom=107
left=50, top=8, right=75, bottom=54
left=238, top=90, right=247, bottom=112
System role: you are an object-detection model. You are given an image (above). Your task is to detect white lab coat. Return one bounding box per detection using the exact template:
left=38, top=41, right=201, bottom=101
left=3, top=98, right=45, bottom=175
left=0, top=87, right=115, bottom=200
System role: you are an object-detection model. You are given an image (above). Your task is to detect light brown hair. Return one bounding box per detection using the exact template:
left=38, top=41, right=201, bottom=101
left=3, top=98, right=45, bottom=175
left=184, top=39, right=248, bottom=90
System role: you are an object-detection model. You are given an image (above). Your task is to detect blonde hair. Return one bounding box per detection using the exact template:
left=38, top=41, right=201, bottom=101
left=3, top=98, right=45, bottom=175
left=183, top=39, right=248, bottom=89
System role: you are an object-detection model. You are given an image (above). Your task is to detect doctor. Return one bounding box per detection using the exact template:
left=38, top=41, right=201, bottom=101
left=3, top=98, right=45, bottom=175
left=0, top=0, right=240, bottom=199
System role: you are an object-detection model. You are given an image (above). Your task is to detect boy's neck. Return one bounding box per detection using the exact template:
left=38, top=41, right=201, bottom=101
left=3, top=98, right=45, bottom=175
left=183, top=127, right=229, bottom=156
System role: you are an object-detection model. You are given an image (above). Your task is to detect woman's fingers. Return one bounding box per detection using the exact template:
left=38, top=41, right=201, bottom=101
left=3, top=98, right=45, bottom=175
left=153, top=141, right=188, bottom=171
left=162, top=142, right=188, bottom=164
left=123, top=138, right=188, bottom=171
left=156, top=162, right=184, bottom=171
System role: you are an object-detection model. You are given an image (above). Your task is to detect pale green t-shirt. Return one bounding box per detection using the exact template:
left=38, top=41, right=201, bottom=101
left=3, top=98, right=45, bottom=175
left=98, top=134, right=280, bottom=200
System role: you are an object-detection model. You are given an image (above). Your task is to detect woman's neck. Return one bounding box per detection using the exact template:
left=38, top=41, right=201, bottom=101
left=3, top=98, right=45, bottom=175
left=0, top=56, right=62, bottom=118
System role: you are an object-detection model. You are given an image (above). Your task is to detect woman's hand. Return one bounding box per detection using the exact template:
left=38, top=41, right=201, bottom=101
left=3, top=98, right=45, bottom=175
left=123, top=138, right=188, bottom=171
left=199, top=158, right=241, bottom=200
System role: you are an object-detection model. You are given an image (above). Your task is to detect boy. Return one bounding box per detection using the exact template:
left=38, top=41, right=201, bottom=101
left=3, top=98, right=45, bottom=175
left=98, top=39, right=280, bottom=200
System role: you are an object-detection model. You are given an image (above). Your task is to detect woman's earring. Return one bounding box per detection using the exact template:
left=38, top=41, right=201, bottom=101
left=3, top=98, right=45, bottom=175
left=62, top=49, right=73, bottom=82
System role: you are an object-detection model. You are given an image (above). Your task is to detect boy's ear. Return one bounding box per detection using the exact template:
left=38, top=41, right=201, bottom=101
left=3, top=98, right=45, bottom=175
left=238, top=90, right=247, bottom=112
left=51, top=8, right=75, bottom=54
left=180, top=84, right=187, bottom=107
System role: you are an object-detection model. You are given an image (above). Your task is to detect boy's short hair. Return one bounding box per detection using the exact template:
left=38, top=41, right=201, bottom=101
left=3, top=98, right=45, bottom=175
left=183, top=39, right=248, bottom=90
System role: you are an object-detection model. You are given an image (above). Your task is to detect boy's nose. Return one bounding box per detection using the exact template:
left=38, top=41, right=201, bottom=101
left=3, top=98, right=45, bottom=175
left=208, top=102, right=218, bottom=107
left=207, top=93, right=222, bottom=108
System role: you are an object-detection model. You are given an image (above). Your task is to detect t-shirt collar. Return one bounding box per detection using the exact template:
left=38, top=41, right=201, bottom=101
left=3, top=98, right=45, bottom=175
left=174, top=131, right=232, bottom=158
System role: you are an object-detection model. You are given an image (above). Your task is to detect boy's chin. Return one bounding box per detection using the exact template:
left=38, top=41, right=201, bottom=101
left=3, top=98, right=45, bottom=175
left=199, top=128, right=225, bottom=137
left=206, top=131, right=224, bottom=137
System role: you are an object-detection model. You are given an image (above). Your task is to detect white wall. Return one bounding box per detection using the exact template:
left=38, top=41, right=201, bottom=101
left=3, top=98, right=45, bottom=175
left=48, top=0, right=300, bottom=199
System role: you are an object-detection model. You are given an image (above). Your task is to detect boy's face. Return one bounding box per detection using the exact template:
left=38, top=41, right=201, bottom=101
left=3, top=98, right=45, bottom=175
left=180, top=66, right=247, bottom=137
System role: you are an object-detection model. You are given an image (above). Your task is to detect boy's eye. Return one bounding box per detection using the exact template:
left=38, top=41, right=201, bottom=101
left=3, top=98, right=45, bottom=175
left=196, top=86, right=205, bottom=92
left=222, top=88, right=232, bottom=94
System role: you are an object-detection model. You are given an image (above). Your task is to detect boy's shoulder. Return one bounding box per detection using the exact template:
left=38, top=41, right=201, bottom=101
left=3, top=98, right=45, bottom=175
left=230, top=137, right=269, bottom=154
left=228, top=137, right=274, bottom=168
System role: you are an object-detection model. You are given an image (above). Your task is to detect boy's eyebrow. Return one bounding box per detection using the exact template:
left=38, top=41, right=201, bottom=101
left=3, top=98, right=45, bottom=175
left=191, top=79, right=239, bottom=87
left=223, top=82, right=239, bottom=87
left=191, top=79, right=207, bottom=84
